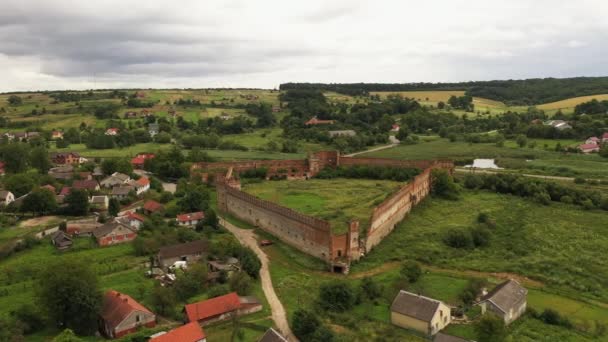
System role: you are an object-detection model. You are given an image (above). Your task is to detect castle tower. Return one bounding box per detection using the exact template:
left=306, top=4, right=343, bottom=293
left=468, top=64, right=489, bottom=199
left=347, top=220, right=361, bottom=261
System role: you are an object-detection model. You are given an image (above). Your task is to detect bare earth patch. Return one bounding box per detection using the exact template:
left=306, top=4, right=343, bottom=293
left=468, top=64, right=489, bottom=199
left=19, top=216, right=60, bottom=228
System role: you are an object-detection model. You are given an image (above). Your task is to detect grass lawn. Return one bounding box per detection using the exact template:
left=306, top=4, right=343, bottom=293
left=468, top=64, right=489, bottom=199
left=242, top=178, right=403, bottom=234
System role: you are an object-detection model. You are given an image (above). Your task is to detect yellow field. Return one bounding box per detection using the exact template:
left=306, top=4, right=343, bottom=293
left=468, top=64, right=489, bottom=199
left=371, top=90, right=465, bottom=102
left=537, top=94, right=608, bottom=111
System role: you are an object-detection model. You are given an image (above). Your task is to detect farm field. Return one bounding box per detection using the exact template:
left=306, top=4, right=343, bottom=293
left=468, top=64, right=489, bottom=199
left=537, top=93, right=608, bottom=111
left=243, top=178, right=403, bottom=234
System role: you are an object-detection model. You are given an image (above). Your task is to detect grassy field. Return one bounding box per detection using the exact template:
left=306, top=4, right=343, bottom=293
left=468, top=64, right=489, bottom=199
left=537, top=93, right=608, bottom=111
left=243, top=178, right=403, bottom=234
left=365, top=139, right=608, bottom=179
left=354, top=191, right=608, bottom=303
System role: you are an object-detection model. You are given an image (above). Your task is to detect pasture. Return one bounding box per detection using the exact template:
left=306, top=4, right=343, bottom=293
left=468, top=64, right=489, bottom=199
left=243, top=178, right=403, bottom=234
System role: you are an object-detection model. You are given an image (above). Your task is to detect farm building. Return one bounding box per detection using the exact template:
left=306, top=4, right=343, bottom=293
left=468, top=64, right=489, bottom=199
left=480, top=279, right=527, bottom=325
left=73, top=179, right=100, bottom=191
left=51, top=152, right=81, bottom=165
left=184, top=292, right=262, bottom=326
left=0, top=191, right=15, bottom=206
left=117, top=212, right=146, bottom=230
left=579, top=143, right=600, bottom=153
left=157, top=240, right=209, bottom=270
left=90, top=195, right=109, bottom=210
left=101, top=172, right=131, bottom=188
left=434, top=333, right=471, bottom=342
left=305, top=116, right=335, bottom=125
left=93, top=222, right=137, bottom=246
left=149, top=322, right=206, bottom=342
left=176, top=212, right=204, bottom=226
left=111, top=185, right=134, bottom=200
left=390, top=290, right=451, bottom=336
left=105, top=128, right=119, bottom=136
left=143, top=200, right=164, bottom=215
left=100, top=290, right=156, bottom=339
left=49, top=230, right=73, bottom=250
left=328, top=130, right=356, bottom=137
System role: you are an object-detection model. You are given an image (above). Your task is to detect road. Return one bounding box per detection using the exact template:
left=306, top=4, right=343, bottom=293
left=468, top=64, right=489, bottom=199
left=219, top=218, right=296, bottom=341
left=344, top=143, right=398, bottom=157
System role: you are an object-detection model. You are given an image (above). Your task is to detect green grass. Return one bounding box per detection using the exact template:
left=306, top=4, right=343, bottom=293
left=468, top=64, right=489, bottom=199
left=353, top=190, right=608, bottom=303
left=366, top=139, right=608, bottom=179
left=49, top=142, right=171, bottom=158
left=243, top=178, right=403, bottom=234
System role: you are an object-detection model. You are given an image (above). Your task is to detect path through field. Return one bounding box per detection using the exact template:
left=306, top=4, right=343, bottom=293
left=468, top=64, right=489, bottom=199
left=219, top=217, right=296, bottom=341
left=455, top=167, right=600, bottom=182
left=344, top=142, right=398, bottom=157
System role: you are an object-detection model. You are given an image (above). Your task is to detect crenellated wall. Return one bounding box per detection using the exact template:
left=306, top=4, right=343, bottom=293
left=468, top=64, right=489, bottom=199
left=207, top=151, right=454, bottom=272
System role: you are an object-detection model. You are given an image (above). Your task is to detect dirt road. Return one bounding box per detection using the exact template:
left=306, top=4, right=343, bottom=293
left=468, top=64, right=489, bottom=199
left=344, top=143, right=398, bottom=157
left=455, top=167, right=597, bottom=182
left=219, top=218, right=296, bottom=341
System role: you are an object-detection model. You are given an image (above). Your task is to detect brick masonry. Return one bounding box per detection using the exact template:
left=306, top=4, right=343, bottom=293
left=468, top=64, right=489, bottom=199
left=199, top=152, right=453, bottom=272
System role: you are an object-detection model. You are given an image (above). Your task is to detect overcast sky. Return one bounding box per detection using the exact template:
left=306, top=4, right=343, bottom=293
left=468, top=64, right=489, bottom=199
left=1, top=0, right=607, bottom=91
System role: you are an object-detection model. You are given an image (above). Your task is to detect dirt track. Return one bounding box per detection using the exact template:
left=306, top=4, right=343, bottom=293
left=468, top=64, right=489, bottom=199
left=219, top=218, right=296, bottom=341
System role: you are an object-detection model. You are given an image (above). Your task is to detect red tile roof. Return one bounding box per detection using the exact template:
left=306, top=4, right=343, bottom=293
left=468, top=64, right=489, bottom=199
left=144, top=200, right=163, bottom=212
left=305, top=116, right=335, bottom=125
left=603, top=132, right=608, bottom=139
left=177, top=211, right=205, bottom=223
left=131, top=157, right=145, bottom=165
left=136, top=177, right=150, bottom=187
left=41, top=184, right=56, bottom=193
left=101, top=290, right=154, bottom=331
left=127, top=211, right=146, bottom=222
left=73, top=180, right=98, bottom=190
left=579, top=144, right=600, bottom=150
left=106, top=128, right=119, bottom=134
left=185, top=292, right=240, bottom=323
left=60, top=186, right=72, bottom=196
left=150, top=322, right=206, bottom=342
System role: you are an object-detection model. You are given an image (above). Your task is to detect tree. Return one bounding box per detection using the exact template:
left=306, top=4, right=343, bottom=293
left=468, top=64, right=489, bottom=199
left=318, top=281, right=354, bottom=312
left=229, top=271, right=252, bottom=295
left=177, top=187, right=210, bottom=213
left=21, top=189, right=57, bottom=215
left=600, top=144, right=608, bottom=158
left=0, top=143, right=30, bottom=173
left=292, top=309, right=320, bottom=341
left=202, top=209, right=219, bottom=230
left=309, top=325, right=335, bottom=342
left=52, top=329, right=84, bottom=342
left=108, top=198, right=120, bottom=217
left=400, top=261, right=422, bottom=283
left=475, top=315, right=507, bottom=342
left=11, top=303, right=44, bottom=334
left=37, top=260, right=101, bottom=335
left=173, top=263, right=208, bottom=300
left=8, top=95, right=22, bottom=106
left=431, top=169, right=460, bottom=200
left=149, top=284, right=177, bottom=317
left=4, top=173, right=35, bottom=197
left=516, top=134, right=528, bottom=148
left=65, top=189, right=90, bottom=216
left=30, top=146, right=52, bottom=173
left=237, top=247, right=261, bottom=279
left=360, top=277, right=382, bottom=300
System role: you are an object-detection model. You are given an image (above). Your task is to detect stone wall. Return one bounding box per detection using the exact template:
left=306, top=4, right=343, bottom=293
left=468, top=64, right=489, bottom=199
left=217, top=183, right=333, bottom=261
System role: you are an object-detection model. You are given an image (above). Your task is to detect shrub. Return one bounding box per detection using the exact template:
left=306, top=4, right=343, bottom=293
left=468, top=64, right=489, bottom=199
left=539, top=309, right=573, bottom=329
left=459, top=279, right=486, bottom=306
left=471, top=227, right=491, bottom=247
left=431, top=169, right=460, bottom=200
left=400, top=261, right=422, bottom=283
left=477, top=212, right=489, bottom=223
left=574, top=177, right=586, bottom=184
left=292, top=309, right=320, bottom=341
left=318, top=281, right=355, bottom=312
left=360, top=277, right=382, bottom=300
left=443, top=228, right=473, bottom=249
left=560, top=195, right=573, bottom=204
left=475, top=315, right=507, bottom=342
left=581, top=199, right=595, bottom=210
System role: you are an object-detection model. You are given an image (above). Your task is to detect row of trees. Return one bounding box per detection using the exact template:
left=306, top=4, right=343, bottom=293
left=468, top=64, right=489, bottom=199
left=315, top=165, right=420, bottom=182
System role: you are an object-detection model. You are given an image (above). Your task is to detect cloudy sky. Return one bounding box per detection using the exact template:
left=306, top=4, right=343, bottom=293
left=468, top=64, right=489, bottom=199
left=1, top=0, right=607, bottom=91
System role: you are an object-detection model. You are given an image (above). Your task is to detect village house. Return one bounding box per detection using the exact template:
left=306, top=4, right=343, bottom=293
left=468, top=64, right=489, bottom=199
left=41, top=184, right=56, bottom=194
left=328, top=130, right=356, bottom=138
left=0, top=161, right=5, bottom=176
left=93, top=222, right=137, bottom=246
left=157, top=240, right=209, bottom=270
left=49, top=230, right=73, bottom=250
left=390, top=290, right=451, bottom=336
left=391, top=124, right=400, bottom=132
left=479, top=279, right=527, bottom=325
left=150, top=322, right=206, bottom=342
left=603, top=132, right=608, bottom=144
left=51, top=130, right=64, bottom=139
left=59, top=186, right=72, bottom=196
left=585, top=137, right=600, bottom=145
left=579, top=143, right=600, bottom=153
left=79, top=171, right=93, bottom=180
left=101, top=172, right=131, bottom=188
left=100, top=290, right=156, bottom=339
left=141, top=109, right=153, bottom=117
left=544, top=120, right=572, bottom=130
left=208, top=257, right=240, bottom=276
left=305, top=116, right=335, bottom=126
left=130, top=176, right=150, bottom=195
left=90, top=195, right=109, bottom=210
left=131, top=153, right=155, bottom=169
left=51, top=152, right=81, bottom=165
left=184, top=292, right=262, bottom=326
left=105, top=128, right=119, bottom=136
left=66, top=218, right=102, bottom=237
left=271, top=105, right=281, bottom=113
left=124, top=111, right=138, bottom=119
left=111, top=185, right=134, bottom=200
left=0, top=190, right=15, bottom=206
left=117, top=211, right=146, bottom=230
left=143, top=200, right=164, bottom=215
left=176, top=211, right=204, bottom=227
left=27, top=131, right=40, bottom=140
left=258, top=328, right=287, bottom=342
left=73, top=179, right=100, bottom=191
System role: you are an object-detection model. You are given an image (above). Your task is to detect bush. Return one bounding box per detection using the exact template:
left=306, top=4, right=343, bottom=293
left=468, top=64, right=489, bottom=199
left=292, top=309, right=320, bottom=341
left=475, top=315, right=507, bottom=342
left=431, top=169, right=460, bottom=200
left=477, top=212, right=489, bottom=223
left=318, top=281, right=355, bottom=312
left=443, top=228, right=473, bottom=249
left=459, top=279, right=486, bottom=306
left=560, top=195, right=573, bottom=204
left=471, top=227, right=491, bottom=247
left=539, top=309, right=573, bottom=329
left=360, top=277, right=382, bottom=300
left=400, top=261, right=422, bottom=283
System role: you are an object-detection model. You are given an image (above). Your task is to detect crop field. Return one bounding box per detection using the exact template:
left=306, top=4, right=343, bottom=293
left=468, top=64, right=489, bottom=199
left=370, top=90, right=466, bottom=102
left=243, top=178, right=403, bottom=234
left=537, top=93, right=608, bottom=111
